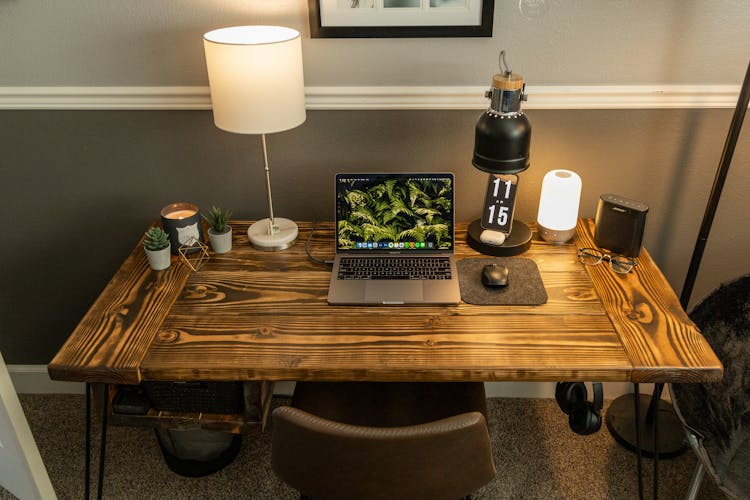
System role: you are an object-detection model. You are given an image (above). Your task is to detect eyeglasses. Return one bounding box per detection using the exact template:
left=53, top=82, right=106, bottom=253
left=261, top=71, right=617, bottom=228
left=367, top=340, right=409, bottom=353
left=577, top=247, right=637, bottom=274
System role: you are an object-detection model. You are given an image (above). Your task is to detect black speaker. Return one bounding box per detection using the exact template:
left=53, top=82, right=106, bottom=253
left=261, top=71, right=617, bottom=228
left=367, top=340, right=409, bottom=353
left=594, top=194, right=648, bottom=257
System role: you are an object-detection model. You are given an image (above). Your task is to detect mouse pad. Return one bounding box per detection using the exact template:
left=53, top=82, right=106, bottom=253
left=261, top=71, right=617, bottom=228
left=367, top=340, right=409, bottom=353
left=457, top=257, right=547, bottom=305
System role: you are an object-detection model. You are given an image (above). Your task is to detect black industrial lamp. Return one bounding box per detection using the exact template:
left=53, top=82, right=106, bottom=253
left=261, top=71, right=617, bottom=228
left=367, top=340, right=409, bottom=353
left=468, top=51, right=533, bottom=256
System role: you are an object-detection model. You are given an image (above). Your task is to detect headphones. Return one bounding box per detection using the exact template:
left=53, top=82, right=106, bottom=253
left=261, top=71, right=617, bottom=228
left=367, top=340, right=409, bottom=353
left=555, top=382, right=603, bottom=435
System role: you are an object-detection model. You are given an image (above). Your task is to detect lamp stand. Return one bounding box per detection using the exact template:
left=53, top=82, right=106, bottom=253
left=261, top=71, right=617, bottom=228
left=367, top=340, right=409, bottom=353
left=466, top=219, right=532, bottom=256
left=247, top=134, right=298, bottom=251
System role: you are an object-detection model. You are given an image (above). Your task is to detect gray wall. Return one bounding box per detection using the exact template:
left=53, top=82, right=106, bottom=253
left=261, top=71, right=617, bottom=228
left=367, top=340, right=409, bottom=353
left=1, top=0, right=749, bottom=86
left=1, top=1, right=749, bottom=364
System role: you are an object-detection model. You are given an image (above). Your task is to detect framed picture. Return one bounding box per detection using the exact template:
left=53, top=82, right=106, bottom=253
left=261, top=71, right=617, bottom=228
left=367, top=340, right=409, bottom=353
left=309, top=0, right=494, bottom=38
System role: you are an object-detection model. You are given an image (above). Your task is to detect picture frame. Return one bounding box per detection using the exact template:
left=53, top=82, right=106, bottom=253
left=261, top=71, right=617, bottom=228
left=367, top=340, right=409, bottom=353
left=308, top=0, right=494, bottom=38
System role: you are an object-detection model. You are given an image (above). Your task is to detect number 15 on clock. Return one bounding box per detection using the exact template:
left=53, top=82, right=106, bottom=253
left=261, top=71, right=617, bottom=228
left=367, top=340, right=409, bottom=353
left=481, top=174, right=518, bottom=234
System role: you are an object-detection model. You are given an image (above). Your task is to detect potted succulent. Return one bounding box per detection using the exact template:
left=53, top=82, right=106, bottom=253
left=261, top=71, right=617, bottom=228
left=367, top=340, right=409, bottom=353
left=204, top=206, right=233, bottom=254
left=144, top=226, right=171, bottom=270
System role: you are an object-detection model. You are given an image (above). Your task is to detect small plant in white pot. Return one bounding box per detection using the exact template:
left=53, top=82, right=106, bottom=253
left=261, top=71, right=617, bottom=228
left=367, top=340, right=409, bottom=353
left=144, top=226, right=171, bottom=270
left=204, top=206, right=232, bottom=254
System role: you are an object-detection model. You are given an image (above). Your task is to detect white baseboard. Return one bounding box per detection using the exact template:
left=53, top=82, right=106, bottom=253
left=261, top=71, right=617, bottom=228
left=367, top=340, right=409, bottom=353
left=8, top=365, right=650, bottom=400
left=0, top=85, right=743, bottom=110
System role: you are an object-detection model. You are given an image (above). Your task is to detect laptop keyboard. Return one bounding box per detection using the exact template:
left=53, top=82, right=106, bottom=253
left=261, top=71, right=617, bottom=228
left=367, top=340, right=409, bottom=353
left=337, top=257, right=452, bottom=280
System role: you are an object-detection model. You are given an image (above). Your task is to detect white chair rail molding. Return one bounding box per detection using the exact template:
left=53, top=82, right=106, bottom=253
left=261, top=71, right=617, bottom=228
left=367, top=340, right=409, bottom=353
left=0, top=84, right=744, bottom=110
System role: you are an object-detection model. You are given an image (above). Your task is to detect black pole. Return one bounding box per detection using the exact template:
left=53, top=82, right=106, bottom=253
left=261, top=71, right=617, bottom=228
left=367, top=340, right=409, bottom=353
left=680, top=59, right=750, bottom=308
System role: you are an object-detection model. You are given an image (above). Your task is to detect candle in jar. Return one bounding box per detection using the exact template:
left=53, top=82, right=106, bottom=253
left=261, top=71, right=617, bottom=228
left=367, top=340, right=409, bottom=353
left=164, top=209, right=196, bottom=220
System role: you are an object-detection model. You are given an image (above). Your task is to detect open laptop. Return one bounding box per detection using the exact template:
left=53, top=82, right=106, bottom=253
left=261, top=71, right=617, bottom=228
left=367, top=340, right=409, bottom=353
left=327, top=173, right=461, bottom=305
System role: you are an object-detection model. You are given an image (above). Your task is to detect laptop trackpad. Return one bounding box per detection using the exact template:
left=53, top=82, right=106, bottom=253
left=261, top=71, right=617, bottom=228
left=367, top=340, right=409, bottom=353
left=365, top=281, right=423, bottom=304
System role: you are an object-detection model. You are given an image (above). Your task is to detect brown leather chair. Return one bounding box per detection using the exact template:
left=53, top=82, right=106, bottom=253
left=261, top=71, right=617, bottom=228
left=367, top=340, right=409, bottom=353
left=271, top=382, right=496, bottom=500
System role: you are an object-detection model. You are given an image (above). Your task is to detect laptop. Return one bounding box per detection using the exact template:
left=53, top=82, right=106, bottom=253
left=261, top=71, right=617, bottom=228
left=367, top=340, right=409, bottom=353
left=327, top=173, right=461, bottom=305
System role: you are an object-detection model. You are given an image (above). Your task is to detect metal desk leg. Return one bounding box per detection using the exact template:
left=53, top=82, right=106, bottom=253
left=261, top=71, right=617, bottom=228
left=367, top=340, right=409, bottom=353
left=85, top=382, right=91, bottom=500
left=634, top=383, right=644, bottom=500
left=97, top=383, right=109, bottom=500
left=652, top=383, right=664, bottom=499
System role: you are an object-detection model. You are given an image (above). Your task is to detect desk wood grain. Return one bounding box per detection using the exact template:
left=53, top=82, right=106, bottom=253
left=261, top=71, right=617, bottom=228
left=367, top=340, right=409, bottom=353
left=575, top=219, right=722, bottom=383
left=48, top=236, right=190, bottom=384
left=49, top=220, right=722, bottom=385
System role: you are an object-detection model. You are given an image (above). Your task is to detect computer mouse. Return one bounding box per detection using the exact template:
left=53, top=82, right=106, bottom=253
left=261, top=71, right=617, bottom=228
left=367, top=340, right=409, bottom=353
left=481, top=264, right=509, bottom=288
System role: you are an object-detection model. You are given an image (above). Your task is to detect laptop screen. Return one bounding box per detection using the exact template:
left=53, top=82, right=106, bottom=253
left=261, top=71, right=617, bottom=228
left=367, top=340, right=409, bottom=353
left=335, top=173, right=454, bottom=253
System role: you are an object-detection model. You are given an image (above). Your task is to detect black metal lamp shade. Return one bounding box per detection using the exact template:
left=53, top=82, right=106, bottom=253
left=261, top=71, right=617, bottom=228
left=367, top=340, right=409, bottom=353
left=472, top=111, right=531, bottom=175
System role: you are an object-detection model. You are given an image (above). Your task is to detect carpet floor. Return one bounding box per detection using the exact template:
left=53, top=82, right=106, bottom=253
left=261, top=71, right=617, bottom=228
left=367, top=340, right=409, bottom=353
left=2, top=394, right=725, bottom=500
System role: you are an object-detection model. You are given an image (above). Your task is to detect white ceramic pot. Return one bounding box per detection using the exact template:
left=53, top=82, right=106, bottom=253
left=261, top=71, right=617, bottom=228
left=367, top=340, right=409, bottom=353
left=145, top=244, right=171, bottom=270
left=208, top=227, right=232, bottom=254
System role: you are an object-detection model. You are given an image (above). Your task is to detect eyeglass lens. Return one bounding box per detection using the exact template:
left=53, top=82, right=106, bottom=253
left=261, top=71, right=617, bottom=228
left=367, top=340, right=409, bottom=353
left=578, top=248, right=603, bottom=266
left=609, top=256, right=635, bottom=273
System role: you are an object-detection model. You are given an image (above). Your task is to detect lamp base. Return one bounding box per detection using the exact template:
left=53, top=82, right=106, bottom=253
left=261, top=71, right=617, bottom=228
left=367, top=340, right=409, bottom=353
left=247, top=218, right=298, bottom=251
left=467, top=219, right=532, bottom=256
left=605, top=394, right=688, bottom=458
left=537, top=224, right=576, bottom=244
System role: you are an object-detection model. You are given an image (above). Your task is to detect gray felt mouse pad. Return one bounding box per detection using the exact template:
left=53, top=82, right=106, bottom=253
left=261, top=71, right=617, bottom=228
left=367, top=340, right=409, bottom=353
left=457, top=257, right=547, bottom=305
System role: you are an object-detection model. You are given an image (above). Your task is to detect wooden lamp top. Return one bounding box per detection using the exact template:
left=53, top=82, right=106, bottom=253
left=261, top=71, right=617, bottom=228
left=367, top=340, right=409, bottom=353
left=492, top=72, right=525, bottom=91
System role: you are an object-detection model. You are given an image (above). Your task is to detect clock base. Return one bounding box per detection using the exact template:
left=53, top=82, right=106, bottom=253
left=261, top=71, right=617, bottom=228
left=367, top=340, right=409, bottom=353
left=467, top=219, right=532, bottom=256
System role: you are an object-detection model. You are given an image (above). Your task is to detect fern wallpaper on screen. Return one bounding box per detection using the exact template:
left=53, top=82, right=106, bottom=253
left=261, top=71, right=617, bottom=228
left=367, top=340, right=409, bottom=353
left=336, top=175, right=454, bottom=250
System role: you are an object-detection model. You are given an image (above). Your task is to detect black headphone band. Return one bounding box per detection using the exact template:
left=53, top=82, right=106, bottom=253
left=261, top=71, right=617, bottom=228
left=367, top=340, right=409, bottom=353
left=591, top=382, right=603, bottom=412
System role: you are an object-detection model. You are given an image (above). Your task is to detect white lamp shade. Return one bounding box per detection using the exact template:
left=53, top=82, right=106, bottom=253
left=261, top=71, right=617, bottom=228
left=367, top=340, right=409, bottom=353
left=203, top=26, right=306, bottom=134
left=537, top=169, right=582, bottom=243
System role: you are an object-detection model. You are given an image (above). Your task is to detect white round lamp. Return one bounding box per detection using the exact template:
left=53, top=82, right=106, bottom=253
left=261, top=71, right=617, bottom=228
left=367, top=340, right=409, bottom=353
left=536, top=169, right=582, bottom=244
left=203, top=26, right=306, bottom=250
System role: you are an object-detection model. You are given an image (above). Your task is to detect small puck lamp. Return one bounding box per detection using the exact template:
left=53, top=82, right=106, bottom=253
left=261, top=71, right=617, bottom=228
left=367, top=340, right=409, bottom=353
left=468, top=51, right=533, bottom=256
left=203, top=26, right=306, bottom=250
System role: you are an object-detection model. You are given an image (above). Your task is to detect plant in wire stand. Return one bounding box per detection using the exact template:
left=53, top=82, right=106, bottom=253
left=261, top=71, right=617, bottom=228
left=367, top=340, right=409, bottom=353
left=144, top=226, right=171, bottom=270
left=203, top=206, right=233, bottom=254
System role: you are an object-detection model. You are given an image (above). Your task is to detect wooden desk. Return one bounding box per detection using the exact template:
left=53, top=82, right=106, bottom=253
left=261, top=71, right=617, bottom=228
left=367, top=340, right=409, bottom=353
left=48, top=219, right=722, bottom=387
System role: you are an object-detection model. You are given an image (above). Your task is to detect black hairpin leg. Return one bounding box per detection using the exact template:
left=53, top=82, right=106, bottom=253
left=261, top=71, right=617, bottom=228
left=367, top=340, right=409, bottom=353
left=606, top=391, right=687, bottom=460
left=97, top=383, right=109, bottom=500
left=85, top=382, right=91, bottom=500
left=634, top=383, right=644, bottom=500
left=651, top=383, right=664, bottom=499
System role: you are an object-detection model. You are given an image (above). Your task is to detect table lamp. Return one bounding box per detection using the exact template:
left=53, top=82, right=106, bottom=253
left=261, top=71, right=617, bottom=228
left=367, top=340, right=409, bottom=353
left=203, top=25, right=306, bottom=250
left=536, top=169, right=582, bottom=244
left=467, top=51, right=533, bottom=256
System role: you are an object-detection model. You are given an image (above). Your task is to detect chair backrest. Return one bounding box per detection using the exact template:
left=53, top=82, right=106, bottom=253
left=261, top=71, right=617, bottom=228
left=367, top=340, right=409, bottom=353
left=272, top=406, right=496, bottom=500
left=0, top=352, right=56, bottom=500
left=671, top=274, right=750, bottom=498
